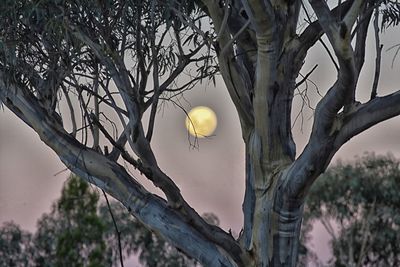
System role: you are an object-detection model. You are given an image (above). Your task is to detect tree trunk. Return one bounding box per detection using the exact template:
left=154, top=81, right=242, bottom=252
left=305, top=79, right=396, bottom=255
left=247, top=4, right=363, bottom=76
left=241, top=128, right=304, bottom=267
left=2, top=1, right=400, bottom=266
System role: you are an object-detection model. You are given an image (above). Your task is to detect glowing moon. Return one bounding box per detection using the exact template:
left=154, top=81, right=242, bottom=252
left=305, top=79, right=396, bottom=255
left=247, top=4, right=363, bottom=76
left=185, top=106, right=217, bottom=137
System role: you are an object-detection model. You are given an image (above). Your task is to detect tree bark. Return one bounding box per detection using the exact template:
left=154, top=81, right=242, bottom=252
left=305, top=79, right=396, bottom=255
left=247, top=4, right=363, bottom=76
left=0, top=74, right=240, bottom=267
left=2, top=0, right=400, bottom=266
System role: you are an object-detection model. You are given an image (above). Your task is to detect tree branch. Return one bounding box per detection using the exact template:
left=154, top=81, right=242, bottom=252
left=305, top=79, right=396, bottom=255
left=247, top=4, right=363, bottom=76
left=371, top=7, right=382, bottom=99
left=102, top=189, right=124, bottom=267
left=0, top=72, right=243, bottom=267
left=295, top=64, right=318, bottom=89
left=146, top=0, right=161, bottom=142
left=201, top=0, right=254, bottom=133
left=67, top=25, right=246, bottom=259
left=334, top=90, right=400, bottom=149
left=308, top=0, right=339, bottom=42
left=353, top=2, right=372, bottom=74
left=296, top=0, right=353, bottom=65
left=343, top=0, right=366, bottom=29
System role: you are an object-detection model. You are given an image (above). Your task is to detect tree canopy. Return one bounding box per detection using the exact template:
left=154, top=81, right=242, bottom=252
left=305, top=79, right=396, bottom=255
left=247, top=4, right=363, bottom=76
left=1, top=0, right=400, bottom=266
left=0, top=175, right=197, bottom=267
left=302, top=153, right=400, bottom=267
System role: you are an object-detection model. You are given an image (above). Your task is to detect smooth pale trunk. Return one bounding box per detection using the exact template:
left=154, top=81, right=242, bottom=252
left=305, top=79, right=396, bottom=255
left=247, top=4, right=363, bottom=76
left=242, top=140, right=303, bottom=267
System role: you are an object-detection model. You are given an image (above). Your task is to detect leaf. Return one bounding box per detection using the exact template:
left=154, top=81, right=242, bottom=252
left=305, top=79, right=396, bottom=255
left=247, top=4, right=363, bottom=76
left=381, top=1, right=400, bottom=29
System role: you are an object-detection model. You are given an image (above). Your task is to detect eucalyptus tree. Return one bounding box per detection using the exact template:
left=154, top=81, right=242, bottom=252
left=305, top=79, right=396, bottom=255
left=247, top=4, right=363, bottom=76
left=302, top=153, right=400, bottom=267
left=0, top=0, right=399, bottom=266
left=0, top=221, right=34, bottom=267
left=34, top=175, right=197, bottom=267
left=0, top=175, right=198, bottom=267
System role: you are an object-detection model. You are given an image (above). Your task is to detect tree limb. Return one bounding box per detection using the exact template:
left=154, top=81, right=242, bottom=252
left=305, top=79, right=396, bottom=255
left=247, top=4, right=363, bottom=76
left=353, top=2, right=373, bottom=74
left=371, top=7, right=382, bottom=99
left=296, top=0, right=353, bottom=66
left=146, top=0, right=161, bottom=142
left=343, top=0, right=366, bottom=29
left=200, top=0, right=254, bottom=133
left=0, top=71, right=243, bottom=267
left=102, top=189, right=124, bottom=267
left=334, top=90, right=400, bottom=149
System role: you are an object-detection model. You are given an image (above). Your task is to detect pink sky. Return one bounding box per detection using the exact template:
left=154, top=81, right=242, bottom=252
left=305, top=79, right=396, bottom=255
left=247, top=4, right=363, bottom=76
left=1, top=25, right=399, bottom=265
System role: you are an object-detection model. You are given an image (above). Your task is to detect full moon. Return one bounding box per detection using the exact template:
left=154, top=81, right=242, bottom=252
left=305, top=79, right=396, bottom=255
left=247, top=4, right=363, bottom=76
left=185, top=106, right=217, bottom=137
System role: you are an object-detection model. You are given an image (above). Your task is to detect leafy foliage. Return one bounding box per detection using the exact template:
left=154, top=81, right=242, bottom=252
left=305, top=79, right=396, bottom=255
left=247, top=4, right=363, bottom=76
left=98, top=201, right=198, bottom=267
left=33, top=175, right=110, bottom=267
left=302, top=153, right=400, bottom=266
left=0, top=0, right=217, bottom=142
left=0, top=222, right=33, bottom=267
left=381, top=0, right=400, bottom=29
left=0, top=175, right=199, bottom=267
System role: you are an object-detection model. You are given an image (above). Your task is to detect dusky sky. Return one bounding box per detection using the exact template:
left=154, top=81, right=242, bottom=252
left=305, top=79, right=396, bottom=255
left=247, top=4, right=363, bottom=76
left=0, top=22, right=399, bottom=265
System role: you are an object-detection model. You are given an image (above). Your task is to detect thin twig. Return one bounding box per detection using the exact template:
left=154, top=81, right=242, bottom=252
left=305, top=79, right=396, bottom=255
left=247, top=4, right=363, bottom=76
left=146, top=0, right=161, bottom=142
left=387, top=43, right=400, bottom=68
left=295, top=64, right=318, bottom=88
left=371, top=7, right=382, bottom=99
left=89, top=113, right=143, bottom=170
left=102, top=190, right=124, bottom=267
left=319, top=38, right=339, bottom=71
left=61, top=84, right=77, bottom=137
left=301, top=1, right=339, bottom=71
left=93, top=65, right=100, bottom=149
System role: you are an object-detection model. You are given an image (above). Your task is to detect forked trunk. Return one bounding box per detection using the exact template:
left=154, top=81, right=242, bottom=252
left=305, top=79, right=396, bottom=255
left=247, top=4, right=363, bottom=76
left=3, top=1, right=400, bottom=267
left=242, top=139, right=304, bottom=267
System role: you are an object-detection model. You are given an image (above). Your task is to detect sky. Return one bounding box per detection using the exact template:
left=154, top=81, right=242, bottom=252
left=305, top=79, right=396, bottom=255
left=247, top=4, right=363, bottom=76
left=0, top=20, right=399, bottom=265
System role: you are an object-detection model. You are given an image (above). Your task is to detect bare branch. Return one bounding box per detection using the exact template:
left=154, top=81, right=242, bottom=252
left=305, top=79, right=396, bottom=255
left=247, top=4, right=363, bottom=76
left=319, top=38, right=340, bottom=71
left=69, top=27, right=127, bottom=94
left=102, top=189, right=124, bottom=267
left=146, top=0, right=162, bottom=142
left=308, top=0, right=339, bottom=43
left=320, top=217, right=337, bottom=240
left=201, top=0, right=254, bottom=131
left=343, top=0, right=366, bottom=29
left=353, top=1, right=373, bottom=75
left=371, top=7, right=383, bottom=99
left=61, top=84, right=77, bottom=138
left=387, top=44, right=400, bottom=68
left=108, top=126, right=129, bottom=161
left=93, top=66, right=100, bottom=150
left=334, top=90, right=400, bottom=149
left=296, top=1, right=353, bottom=69
left=295, top=64, right=318, bottom=89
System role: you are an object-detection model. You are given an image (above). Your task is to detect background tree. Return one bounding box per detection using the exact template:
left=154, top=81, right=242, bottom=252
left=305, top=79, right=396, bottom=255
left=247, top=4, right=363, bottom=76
left=98, top=200, right=198, bottom=267
left=1, top=0, right=400, bottom=266
left=33, top=175, right=110, bottom=267
left=0, top=221, right=34, bottom=267
left=0, top=174, right=197, bottom=267
left=302, top=153, right=400, bottom=267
